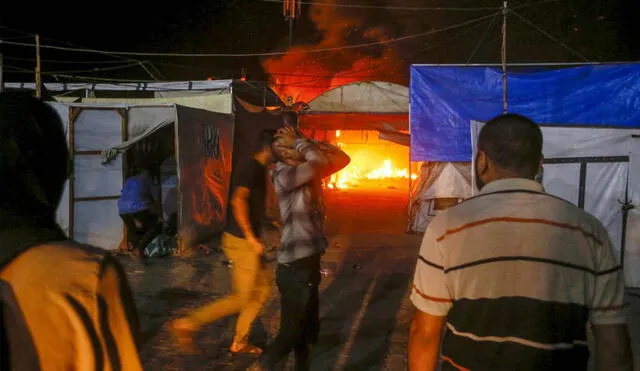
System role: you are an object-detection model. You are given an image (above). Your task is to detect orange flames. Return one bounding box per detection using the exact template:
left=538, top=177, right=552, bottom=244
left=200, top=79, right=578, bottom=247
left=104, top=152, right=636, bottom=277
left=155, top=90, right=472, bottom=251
left=325, top=130, right=417, bottom=190
left=262, top=0, right=404, bottom=103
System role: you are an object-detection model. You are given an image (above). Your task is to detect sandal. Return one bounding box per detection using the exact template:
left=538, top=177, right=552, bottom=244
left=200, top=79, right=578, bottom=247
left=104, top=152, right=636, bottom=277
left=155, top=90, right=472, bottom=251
left=229, top=343, right=263, bottom=355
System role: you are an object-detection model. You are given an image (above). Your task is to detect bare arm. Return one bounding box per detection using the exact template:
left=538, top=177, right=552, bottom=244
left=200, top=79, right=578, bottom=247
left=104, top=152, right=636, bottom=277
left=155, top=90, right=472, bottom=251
left=274, top=139, right=329, bottom=191
left=592, top=324, right=633, bottom=371
left=315, top=141, right=351, bottom=177
left=409, top=310, right=446, bottom=371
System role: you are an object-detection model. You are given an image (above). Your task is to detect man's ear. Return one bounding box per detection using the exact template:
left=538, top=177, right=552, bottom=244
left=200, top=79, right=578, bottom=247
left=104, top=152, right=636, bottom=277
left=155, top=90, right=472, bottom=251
left=539, top=155, right=544, bottom=173
left=476, top=150, right=488, bottom=175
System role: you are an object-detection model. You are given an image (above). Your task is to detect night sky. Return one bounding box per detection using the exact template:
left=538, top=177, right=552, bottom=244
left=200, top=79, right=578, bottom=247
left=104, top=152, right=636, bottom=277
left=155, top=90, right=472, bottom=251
left=1, top=0, right=639, bottom=87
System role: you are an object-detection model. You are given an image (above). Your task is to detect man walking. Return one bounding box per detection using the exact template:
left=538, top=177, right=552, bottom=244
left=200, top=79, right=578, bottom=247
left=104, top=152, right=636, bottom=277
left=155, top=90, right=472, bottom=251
left=408, top=114, right=632, bottom=371
left=0, top=93, right=142, bottom=370
left=170, top=130, right=277, bottom=355
left=249, top=127, right=350, bottom=371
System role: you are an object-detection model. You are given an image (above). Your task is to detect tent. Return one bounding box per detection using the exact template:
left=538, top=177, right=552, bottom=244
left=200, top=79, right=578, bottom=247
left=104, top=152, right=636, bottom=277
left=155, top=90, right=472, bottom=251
left=46, top=80, right=285, bottom=251
left=299, top=81, right=409, bottom=132
left=409, top=63, right=640, bottom=287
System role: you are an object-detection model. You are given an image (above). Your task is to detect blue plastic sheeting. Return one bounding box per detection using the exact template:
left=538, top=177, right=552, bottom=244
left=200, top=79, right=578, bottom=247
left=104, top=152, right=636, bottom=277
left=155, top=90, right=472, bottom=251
left=410, top=64, right=640, bottom=161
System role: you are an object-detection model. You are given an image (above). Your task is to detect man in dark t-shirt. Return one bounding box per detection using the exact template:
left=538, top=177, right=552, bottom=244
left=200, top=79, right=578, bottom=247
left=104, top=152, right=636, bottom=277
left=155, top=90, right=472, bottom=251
left=170, top=129, right=277, bottom=355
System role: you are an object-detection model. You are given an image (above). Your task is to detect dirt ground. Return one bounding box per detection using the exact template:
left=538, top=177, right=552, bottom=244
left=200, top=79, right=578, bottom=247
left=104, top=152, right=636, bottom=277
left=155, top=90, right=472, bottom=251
left=119, top=184, right=640, bottom=370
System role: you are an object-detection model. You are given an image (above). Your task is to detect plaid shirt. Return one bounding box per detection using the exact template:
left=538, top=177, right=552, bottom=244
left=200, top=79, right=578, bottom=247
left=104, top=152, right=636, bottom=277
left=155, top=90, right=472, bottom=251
left=272, top=139, right=342, bottom=264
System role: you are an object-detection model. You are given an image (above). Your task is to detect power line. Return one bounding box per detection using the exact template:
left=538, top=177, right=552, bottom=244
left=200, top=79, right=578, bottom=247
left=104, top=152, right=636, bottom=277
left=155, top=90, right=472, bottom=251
left=3, top=56, right=138, bottom=65
left=467, top=15, right=500, bottom=63
left=5, top=62, right=142, bottom=75
left=259, top=0, right=499, bottom=11
left=274, top=15, right=496, bottom=87
left=509, top=8, right=589, bottom=62
left=1, top=12, right=500, bottom=58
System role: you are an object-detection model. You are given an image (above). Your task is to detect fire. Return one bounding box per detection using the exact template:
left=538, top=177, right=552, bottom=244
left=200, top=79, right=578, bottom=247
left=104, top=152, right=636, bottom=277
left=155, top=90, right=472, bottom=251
left=326, top=158, right=417, bottom=190
left=261, top=0, right=405, bottom=104
left=325, top=131, right=417, bottom=190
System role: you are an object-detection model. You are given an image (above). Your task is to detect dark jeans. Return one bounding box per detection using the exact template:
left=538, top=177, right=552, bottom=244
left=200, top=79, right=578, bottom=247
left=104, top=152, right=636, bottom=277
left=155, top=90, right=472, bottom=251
left=257, top=253, right=321, bottom=371
left=120, top=209, right=161, bottom=256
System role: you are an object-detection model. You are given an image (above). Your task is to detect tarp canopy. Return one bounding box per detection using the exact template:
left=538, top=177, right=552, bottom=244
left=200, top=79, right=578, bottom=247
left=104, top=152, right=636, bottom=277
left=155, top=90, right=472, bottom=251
left=300, top=81, right=409, bottom=131
left=410, top=64, right=640, bottom=161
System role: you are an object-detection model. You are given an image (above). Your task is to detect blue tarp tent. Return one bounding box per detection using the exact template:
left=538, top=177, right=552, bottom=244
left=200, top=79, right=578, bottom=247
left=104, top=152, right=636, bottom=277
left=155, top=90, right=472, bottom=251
left=410, top=63, right=640, bottom=162
left=408, top=63, right=640, bottom=287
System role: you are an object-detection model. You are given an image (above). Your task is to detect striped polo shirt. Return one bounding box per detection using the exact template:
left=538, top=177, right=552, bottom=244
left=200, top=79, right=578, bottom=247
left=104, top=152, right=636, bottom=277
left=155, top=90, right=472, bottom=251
left=410, top=178, right=626, bottom=371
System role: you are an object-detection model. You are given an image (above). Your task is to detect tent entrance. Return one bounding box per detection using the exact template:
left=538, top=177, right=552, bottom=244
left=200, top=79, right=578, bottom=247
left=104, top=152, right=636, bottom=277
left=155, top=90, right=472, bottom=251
left=122, top=123, right=178, bottom=234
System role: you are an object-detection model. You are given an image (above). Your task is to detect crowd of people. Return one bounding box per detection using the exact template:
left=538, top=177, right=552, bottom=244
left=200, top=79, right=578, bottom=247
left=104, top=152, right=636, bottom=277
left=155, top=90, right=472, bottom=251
left=0, top=92, right=633, bottom=370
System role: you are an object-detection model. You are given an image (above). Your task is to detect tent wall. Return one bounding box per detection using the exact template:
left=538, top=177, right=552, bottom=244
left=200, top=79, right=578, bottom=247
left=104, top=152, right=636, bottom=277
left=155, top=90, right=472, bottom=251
left=306, top=81, right=408, bottom=113
left=410, top=64, right=640, bottom=162
left=175, top=106, right=235, bottom=238
left=50, top=103, right=71, bottom=235
left=81, top=95, right=233, bottom=115
left=299, top=113, right=407, bottom=131
left=409, top=162, right=472, bottom=233
left=50, top=103, right=182, bottom=250
left=471, top=121, right=640, bottom=286
left=68, top=106, right=127, bottom=250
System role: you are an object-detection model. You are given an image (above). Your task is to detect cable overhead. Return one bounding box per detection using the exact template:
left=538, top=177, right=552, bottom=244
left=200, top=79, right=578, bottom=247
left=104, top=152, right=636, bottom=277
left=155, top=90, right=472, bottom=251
left=509, top=9, right=589, bottom=62
left=3, top=56, right=140, bottom=65
left=1, top=12, right=500, bottom=58
left=260, top=0, right=499, bottom=11
left=467, top=15, right=500, bottom=63
left=275, top=17, right=496, bottom=87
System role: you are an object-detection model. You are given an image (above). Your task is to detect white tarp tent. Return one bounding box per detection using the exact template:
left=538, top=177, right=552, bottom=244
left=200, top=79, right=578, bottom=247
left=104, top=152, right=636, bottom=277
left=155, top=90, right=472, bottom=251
left=409, top=162, right=472, bottom=233
left=49, top=102, right=177, bottom=250
left=299, top=81, right=409, bottom=132
left=471, top=121, right=640, bottom=287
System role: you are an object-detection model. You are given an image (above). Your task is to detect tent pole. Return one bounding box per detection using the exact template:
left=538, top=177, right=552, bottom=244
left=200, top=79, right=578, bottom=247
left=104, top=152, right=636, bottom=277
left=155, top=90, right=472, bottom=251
left=35, top=34, right=42, bottom=99
left=408, top=157, right=413, bottom=234
left=501, top=1, right=508, bottom=113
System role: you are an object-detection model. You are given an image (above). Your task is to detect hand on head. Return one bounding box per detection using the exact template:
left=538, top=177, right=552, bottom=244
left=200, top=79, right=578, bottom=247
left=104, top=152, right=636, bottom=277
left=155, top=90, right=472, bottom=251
left=274, top=126, right=303, bottom=148
left=272, top=127, right=305, bottom=164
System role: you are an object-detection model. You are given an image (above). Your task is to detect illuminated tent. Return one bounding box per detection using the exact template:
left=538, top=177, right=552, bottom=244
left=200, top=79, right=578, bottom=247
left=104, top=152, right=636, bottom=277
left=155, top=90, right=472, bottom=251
left=409, top=63, right=640, bottom=287
left=38, top=80, right=285, bottom=250
left=299, top=80, right=409, bottom=132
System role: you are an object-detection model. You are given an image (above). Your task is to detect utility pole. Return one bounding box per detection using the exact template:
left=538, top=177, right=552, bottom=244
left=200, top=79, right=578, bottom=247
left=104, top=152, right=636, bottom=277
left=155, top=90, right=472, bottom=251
left=501, top=1, right=508, bottom=113
left=283, top=0, right=301, bottom=47
left=0, top=50, right=4, bottom=93
left=35, top=34, right=42, bottom=98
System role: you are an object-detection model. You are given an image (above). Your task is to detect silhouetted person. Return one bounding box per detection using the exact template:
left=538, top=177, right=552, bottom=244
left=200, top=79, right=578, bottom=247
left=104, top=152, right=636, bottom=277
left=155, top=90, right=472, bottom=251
left=169, top=130, right=277, bottom=355
left=408, top=114, right=632, bottom=371
left=0, top=93, right=142, bottom=370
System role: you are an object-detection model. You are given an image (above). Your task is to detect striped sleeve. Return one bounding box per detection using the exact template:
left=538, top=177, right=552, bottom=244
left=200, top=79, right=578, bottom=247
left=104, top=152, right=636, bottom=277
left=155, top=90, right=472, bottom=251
left=590, top=230, right=626, bottom=325
left=410, top=223, right=452, bottom=317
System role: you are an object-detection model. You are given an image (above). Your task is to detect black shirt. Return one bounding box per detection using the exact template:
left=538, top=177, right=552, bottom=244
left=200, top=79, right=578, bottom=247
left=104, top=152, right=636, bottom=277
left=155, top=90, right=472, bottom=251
left=225, top=158, right=267, bottom=239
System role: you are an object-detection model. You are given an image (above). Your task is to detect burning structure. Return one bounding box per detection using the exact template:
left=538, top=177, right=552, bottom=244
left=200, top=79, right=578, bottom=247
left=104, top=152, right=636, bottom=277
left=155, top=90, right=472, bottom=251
left=297, top=81, right=414, bottom=191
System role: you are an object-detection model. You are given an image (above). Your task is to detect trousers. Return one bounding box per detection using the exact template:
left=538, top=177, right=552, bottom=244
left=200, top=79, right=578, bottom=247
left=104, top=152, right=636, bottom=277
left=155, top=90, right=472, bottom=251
left=257, top=253, right=321, bottom=371
left=186, top=233, right=271, bottom=343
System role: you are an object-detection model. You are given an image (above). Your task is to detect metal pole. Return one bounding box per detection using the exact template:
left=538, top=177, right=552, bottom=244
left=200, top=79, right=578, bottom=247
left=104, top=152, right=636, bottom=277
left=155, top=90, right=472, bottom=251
left=35, top=34, right=42, bottom=98
left=501, top=2, right=508, bottom=113
left=0, top=51, right=4, bottom=93
left=289, top=17, right=294, bottom=47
